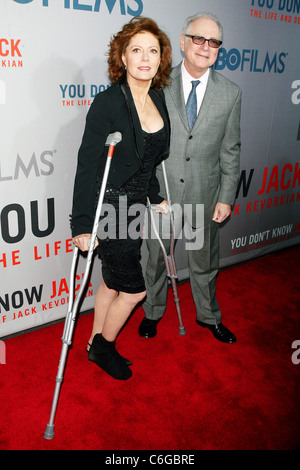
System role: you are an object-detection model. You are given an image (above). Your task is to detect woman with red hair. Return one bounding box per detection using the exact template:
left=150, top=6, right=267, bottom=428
left=71, top=17, right=171, bottom=380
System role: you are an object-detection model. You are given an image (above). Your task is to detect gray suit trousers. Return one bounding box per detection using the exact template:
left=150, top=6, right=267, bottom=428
left=143, top=205, right=221, bottom=325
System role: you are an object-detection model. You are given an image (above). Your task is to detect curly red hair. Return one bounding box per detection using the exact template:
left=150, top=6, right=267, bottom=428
left=107, top=16, right=172, bottom=90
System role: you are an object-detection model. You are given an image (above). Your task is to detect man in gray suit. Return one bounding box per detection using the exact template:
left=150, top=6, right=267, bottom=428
left=139, top=12, right=241, bottom=343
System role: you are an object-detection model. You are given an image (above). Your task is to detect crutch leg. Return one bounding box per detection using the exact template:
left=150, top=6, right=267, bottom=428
left=161, top=161, right=186, bottom=334
left=44, top=132, right=122, bottom=439
left=44, top=246, right=87, bottom=440
left=147, top=198, right=186, bottom=336
left=167, top=256, right=186, bottom=336
left=43, top=342, right=70, bottom=439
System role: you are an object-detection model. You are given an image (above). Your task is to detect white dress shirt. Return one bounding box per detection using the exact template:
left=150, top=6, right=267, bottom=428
left=181, top=62, right=210, bottom=114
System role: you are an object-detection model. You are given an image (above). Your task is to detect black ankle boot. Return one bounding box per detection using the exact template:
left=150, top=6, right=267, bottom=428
left=86, top=342, right=132, bottom=366
left=88, top=334, right=132, bottom=380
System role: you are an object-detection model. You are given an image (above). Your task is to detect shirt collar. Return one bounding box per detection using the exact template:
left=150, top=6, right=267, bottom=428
left=181, top=62, right=210, bottom=87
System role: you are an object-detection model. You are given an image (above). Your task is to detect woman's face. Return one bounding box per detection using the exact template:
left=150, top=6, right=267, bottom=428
left=122, top=31, right=161, bottom=86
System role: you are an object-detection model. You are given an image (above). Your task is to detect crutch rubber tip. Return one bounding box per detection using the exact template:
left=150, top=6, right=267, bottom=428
left=44, top=424, right=55, bottom=440
left=179, top=327, right=186, bottom=336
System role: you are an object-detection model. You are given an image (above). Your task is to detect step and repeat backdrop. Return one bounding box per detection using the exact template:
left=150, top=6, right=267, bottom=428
left=1, top=0, right=299, bottom=336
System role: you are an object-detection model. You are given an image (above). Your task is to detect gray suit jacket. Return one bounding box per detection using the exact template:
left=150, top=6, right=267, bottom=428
left=157, top=63, right=241, bottom=222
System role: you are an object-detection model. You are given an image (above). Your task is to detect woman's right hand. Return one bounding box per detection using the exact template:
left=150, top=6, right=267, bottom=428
left=155, top=199, right=169, bottom=215
left=73, top=234, right=99, bottom=252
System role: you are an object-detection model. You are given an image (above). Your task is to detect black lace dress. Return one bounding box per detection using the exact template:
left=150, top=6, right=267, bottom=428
left=97, top=126, right=167, bottom=293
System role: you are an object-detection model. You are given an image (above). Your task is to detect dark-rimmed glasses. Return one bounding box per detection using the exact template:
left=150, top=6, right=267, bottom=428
left=184, top=34, right=222, bottom=49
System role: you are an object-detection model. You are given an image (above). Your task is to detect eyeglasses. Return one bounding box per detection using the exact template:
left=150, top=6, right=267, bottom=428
left=184, top=34, right=222, bottom=49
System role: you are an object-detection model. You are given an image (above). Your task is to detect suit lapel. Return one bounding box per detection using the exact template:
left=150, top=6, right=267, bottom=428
left=149, top=88, right=170, bottom=151
left=120, top=83, right=143, bottom=159
left=167, top=63, right=190, bottom=131
left=193, top=69, right=218, bottom=131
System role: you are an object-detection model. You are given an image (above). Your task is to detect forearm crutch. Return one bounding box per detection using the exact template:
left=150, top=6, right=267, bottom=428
left=147, top=160, right=186, bottom=336
left=44, top=131, right=122, bottom=440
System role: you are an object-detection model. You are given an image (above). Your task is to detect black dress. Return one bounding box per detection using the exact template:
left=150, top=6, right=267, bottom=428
left=97, top=126, right=167, bottom=294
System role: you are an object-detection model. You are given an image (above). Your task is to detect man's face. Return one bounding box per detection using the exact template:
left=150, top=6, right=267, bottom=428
left=180, top=17, right=221, bottom=78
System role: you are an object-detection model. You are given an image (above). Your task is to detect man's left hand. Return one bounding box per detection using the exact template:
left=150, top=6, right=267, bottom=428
left=212, top=202, right=231, bottom=223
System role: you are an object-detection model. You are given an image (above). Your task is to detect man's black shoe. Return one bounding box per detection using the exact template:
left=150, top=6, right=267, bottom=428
left=139, top=317, right=158, bottom=338
left=196, top=320, right=236, bottom=343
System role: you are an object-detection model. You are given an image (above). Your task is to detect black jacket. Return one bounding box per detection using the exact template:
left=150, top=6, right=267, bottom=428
left=71, top=82, right=170, bottom=237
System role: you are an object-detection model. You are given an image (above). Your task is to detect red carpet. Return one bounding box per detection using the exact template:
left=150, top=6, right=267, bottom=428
left=1, top=245, right=300, bottom=450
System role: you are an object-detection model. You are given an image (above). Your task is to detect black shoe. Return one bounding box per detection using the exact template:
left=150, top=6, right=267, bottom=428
left=196, top=320, right=236, bottom=343
left=88, top=334, right=132, bottom=380
left=86, top=342, right=132, bottom=366
left=138, top=317, right=158, bottom=338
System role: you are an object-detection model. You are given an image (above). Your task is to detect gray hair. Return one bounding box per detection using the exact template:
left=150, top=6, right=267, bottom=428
left=182, top=12, right=223, bottom=41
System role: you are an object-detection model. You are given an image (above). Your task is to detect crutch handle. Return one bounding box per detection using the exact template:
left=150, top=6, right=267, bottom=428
left=105, top=131, right=122, bottom=146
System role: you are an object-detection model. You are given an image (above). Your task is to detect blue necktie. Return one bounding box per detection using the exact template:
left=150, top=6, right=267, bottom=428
left=186, top=80, right=200, bottom=130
